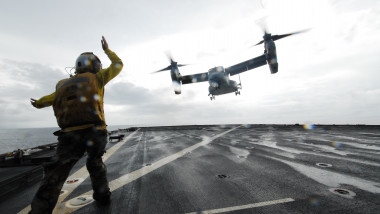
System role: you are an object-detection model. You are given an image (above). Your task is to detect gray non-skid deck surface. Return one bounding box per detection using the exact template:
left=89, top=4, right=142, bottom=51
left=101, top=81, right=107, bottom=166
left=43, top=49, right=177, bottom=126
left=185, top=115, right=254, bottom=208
left=1, top=125, right=380, bottom=213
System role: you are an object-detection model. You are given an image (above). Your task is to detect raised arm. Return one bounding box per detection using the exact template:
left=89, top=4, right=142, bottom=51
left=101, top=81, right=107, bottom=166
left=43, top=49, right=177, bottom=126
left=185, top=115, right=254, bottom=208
left=96, top=36, right=124, bottom=87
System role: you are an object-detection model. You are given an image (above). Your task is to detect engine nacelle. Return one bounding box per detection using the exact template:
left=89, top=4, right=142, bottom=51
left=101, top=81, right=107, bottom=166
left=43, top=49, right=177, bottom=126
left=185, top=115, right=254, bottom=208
left=171, top=69, right=182, bottom=94
left=265, top=40, right=278, bottom=74
left=268, top=60, right=278, bottom=74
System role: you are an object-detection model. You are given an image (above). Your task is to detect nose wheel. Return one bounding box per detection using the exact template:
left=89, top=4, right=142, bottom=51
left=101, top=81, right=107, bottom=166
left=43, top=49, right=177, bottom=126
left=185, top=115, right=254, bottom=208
left=209, top=95, right=215, bottom=100
left=235, top=91, right=241, bottom=96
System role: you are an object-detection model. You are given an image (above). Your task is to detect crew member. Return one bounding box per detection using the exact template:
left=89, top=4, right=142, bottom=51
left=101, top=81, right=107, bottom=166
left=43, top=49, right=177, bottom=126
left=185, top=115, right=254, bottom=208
left=30, top=36, right=123, bottom=213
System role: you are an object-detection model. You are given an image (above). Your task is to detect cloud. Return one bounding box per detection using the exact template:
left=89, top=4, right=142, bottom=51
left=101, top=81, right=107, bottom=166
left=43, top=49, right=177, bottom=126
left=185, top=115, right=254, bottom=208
left=0, top=59, right=66, bottom=128
left=1, top=0, right=380, bottom=128
left=103, top=80, right=204, bottom=126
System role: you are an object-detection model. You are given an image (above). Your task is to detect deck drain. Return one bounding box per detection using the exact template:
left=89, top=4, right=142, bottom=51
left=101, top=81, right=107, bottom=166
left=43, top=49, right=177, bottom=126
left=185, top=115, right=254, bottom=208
left=69, top=195, right=93, bottom=206
left=216, top=174, right=228, bottom=179
left=316, top=163, right=332, bottom=168
left=329, top=188, right=356, bottom=199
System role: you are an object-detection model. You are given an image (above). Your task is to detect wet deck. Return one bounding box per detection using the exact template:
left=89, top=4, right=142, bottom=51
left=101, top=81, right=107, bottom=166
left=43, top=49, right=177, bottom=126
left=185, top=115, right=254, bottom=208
left=1, top=125, right=380, bottom=214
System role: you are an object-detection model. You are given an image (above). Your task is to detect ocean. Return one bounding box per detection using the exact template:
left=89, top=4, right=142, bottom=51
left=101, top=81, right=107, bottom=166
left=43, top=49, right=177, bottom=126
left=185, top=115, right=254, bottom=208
left=0, top=125, right=133, bottom=154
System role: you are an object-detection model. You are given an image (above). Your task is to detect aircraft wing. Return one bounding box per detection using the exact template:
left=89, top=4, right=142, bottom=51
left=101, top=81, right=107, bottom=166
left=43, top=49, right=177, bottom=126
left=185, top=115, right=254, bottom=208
left=180, top=72, right=209, bottom=84
left=225, top=54, right=267, bottom=76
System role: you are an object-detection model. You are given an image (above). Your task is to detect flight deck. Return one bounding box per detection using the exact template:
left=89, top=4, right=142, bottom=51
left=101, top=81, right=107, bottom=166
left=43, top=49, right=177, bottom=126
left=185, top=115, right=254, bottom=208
left=1, top=125, right=379, bottom=214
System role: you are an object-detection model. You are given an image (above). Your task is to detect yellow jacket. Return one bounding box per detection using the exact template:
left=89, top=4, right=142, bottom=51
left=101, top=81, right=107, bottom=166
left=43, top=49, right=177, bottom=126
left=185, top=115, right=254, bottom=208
left=35, top=49, right=123, bottom=132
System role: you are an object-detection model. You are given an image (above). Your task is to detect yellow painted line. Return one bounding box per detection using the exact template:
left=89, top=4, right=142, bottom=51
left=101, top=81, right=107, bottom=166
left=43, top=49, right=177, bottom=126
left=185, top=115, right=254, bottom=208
left=186, top=198, right=295, bottom=214
left=18, top=129, right=140, bottom=214
left=61, top=126, right=240, bottom=213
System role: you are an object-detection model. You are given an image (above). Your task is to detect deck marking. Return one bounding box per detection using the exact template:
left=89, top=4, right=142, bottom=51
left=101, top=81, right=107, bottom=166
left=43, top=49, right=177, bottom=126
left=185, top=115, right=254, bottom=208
left=62, top=126, right=240, bottom=213
left=17, top=129, right=140, bottom=214
left=266, top=155, right=380, bottom=194
left=186, top=198, right=295, bottom=214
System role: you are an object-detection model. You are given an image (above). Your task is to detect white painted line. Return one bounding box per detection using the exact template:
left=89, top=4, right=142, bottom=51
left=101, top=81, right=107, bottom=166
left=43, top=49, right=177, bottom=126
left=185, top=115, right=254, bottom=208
left=186, top=198, right=295, bottom=214
left=61, top=126, right=240, bottom=213
left=17, top=129, right=140, bottom=214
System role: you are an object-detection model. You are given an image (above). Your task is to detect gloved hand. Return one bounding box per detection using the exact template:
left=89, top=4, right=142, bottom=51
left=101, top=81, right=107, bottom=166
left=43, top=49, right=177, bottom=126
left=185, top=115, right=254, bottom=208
left=101, top=36, right=109, bottom=51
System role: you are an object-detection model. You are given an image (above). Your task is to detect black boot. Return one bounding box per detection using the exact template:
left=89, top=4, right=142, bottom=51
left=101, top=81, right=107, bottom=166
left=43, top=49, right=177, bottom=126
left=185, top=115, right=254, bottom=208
left=93, top=189, right=111, bottom=205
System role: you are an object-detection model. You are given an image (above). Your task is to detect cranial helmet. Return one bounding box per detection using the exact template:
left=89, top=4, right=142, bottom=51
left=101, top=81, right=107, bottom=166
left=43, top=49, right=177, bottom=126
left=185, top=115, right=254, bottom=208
left=75, top=52, right=102, bottom=74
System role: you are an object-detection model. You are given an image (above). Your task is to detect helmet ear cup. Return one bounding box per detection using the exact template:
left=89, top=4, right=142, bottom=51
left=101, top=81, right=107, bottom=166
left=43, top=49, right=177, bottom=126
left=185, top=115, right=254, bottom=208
left=92, top=55, right=102, bottom=73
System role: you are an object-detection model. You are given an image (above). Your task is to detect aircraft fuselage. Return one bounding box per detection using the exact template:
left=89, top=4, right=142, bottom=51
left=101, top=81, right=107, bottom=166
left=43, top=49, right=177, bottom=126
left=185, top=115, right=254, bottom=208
left=207, top=66, right=240, bottom=98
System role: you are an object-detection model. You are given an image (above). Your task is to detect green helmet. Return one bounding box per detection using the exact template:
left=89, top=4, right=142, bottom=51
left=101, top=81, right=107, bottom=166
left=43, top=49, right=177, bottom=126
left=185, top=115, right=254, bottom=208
left=75, top=52, right=102, bottom=74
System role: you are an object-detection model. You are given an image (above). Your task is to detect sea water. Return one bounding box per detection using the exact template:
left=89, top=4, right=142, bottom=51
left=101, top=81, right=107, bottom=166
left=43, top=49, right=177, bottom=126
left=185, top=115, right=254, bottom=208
left=0, top=125, right=133, bottom=154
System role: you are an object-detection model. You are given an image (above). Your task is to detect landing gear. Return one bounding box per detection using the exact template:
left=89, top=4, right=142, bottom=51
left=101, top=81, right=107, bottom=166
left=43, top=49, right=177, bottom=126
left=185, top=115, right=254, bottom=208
left=209, top=95, right=215, bottom=100
left=235, top=91, right=240, bottom=96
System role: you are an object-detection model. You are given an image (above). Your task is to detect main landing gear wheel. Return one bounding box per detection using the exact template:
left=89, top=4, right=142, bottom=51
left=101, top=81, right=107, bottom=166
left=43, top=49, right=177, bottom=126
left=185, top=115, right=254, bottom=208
left=210, top=96, right=215, bottom=100
left=235, top=91, right=240, bottom=96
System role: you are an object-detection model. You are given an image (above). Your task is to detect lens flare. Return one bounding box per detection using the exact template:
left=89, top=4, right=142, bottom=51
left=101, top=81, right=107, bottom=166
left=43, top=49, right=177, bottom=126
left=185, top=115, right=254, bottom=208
left=309, top=197, right=321, bottom=206
left=84, top=59, right=90, bottom=66
left=172, top=81, right=181, bottom=91
left=86, top=140, right=94, bottom=147
left=297, top=139, right=306, bottom=143
left=210, top=81, right=218, bottom=88
left=303, top=124, right=315, bottom=130
left=332, top=141, right=343, bottom=148
left=93, top=94, right=100, bottom=101
left=79, top=96, right=87, bottom=102
left=23, top=132, right=32, bottom=139
left=50, top=155, right=58, bottom=162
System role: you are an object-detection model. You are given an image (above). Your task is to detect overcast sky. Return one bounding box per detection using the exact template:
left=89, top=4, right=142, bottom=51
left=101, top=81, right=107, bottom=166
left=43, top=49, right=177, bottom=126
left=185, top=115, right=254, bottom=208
left=0, top=0, right=379, bottom=129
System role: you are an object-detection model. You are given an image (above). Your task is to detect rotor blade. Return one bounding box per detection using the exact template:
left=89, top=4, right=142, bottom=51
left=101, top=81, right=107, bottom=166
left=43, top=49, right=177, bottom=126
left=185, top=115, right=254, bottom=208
left=255, top=16, right=269, bottom=34
left=271, top=29, right=310, bottom=41
left=177, top=64, right=188, bottom=67
left=152, top=65, right=171, bottom=73
left=253, top=40, right=264, bottom=47
left=165, top=51, right=174, bottom=63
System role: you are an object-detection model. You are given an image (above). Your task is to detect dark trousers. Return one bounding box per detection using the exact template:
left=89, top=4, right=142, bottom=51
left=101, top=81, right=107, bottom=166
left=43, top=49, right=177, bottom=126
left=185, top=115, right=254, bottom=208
left=30, top=128, right=109, bottom=214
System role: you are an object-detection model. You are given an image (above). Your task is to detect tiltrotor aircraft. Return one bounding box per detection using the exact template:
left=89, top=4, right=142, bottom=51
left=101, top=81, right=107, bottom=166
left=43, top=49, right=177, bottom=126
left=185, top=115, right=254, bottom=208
left=154, top=29, right=308, bottom=100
